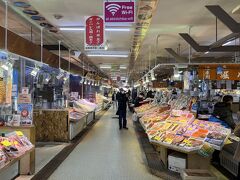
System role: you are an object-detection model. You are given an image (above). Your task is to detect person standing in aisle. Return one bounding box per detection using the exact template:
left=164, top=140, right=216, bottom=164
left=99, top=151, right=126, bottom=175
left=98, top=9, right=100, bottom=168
left=117, top=88, right=128, bottom=130
left=112, top=90, right=118, bottom=109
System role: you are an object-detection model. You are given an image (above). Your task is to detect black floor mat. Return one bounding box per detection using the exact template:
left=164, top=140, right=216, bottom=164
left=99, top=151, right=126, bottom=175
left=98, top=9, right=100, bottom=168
left=133, top=121, right=181, bottom=180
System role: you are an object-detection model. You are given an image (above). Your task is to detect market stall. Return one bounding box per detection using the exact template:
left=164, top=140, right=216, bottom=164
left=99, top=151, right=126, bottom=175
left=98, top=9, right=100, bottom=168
left=0, top=131, right=34, bottom=179
left=0, top=51, right=36, bottom=178
left=134, top=94, right=232, bottom=172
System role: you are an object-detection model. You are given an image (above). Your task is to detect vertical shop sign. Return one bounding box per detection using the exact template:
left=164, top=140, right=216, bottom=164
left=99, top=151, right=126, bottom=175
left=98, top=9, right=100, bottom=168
left=17, top=104, right=33, bottom=126
left=85, top=16, right=105, bottom=50
left=104, top=1, right=135, bottom=23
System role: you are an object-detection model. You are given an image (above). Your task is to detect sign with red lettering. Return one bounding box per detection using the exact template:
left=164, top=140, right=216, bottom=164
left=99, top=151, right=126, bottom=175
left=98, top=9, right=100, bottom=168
left=85, top=16, right=105, bottom=50
left=104, top=1, right=135, bottom=23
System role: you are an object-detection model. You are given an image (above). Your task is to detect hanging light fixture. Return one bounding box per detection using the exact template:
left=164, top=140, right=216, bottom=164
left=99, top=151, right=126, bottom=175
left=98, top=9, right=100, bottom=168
left=63, top=72, right=69, bottom=82
left=150, top=70, right=156, bottom=81
left=80, top=77, right=84, bottom=84
left=30, top=65, right=40, bottom=77
left=1, top=61, right=12, bottom=71
left=44, top=74, right=51, bottom=83
left=56, top=69, right=64, bottom=79
left=173, top=67, right=180, bottom=78
left=145, top=75, right=150, bottom=83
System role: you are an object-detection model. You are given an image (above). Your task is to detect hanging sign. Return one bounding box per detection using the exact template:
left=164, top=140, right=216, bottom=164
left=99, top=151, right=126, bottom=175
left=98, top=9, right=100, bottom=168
left=217, top=69, right=240, bottom=80
left=85, top=16, right=105, bottom=50
left=18, top=94, right=31, bottom=104
left=216, top=66, right=223, bottom=75
left=104, top=1, right=135, bottom=23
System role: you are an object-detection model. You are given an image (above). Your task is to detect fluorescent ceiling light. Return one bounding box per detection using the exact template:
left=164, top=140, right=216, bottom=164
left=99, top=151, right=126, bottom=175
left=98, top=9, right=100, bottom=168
left=204, top=51, right=209, bottom=54
left=106, top=28, right=130, bottom=32
left=120, top=65, right=127, bottom=69
left=87, top=54, right=128, bottom=58
left=1, top=64, right=9, bottom=71
left=60, top=27, right=84, bottom=31
left=30, top=67, right=40, bottom=77
left=59, top=27, right=130, bottom=32
left=100, top=65, right=111, bottom=69
left=223, top=41, right=231, bottom=46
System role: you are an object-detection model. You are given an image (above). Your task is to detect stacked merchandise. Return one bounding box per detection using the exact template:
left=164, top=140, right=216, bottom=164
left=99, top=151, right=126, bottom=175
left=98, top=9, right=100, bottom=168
left=0, top=78, right=6, bottom=104
left=134, top=103, right=156, bottom=116
left=140, top=109, right=230, bottom=152
left=136, top=95, right=230, bottom=153
left=69, top=108, right=86, bottom=121
left=140, top=106, right=170, bottom=130
left=0, top=131, right=33, bottom=168
left=169, top=95, right=192, bottom=110
left=73, top=99, right=97, bottom=113
left=96, top=93, right=111, bottom=110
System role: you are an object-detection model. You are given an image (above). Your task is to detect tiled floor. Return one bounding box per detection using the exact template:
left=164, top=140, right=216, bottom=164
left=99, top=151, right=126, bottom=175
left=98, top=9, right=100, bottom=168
left=49, top=108, right=160, bottom=180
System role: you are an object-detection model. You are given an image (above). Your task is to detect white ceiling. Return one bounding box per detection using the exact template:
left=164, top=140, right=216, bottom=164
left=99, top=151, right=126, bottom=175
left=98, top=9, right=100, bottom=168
left=141, top=0, right=240, bottom=61
left=3, top=0, right=240, bottom=79
left=28, top=0, right=135, bottom=77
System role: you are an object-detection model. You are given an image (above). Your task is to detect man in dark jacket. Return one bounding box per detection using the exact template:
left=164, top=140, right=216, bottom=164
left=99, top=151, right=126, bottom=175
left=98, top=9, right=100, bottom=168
left=213, top=95, right=235, bottom=129
left=117, top=89, right=128, bottom=130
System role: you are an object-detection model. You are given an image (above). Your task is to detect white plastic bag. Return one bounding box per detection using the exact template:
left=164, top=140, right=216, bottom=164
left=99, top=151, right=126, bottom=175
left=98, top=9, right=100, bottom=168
left=132, top=113, right=138, bottom=122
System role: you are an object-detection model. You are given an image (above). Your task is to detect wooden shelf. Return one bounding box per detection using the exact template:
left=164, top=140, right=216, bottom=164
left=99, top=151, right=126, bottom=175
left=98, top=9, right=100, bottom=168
left=0, top=147, right=34, bottom=173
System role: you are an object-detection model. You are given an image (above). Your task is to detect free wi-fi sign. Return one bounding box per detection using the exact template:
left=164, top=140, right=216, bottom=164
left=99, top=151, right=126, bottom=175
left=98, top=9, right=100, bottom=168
left=104, top=1, right=135, bottom=23
left=106, top=3, right=121, bottom=16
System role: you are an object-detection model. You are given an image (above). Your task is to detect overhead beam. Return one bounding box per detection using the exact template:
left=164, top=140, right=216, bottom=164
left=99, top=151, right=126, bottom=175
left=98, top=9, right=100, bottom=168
left=43, top=45, right=68, bottom=51
left=165, top=48, right=187, bottom=62
left=210, top=33, right=240, bottom=49
left=206, top=5, right=240, bottom=33
left=180, top=33, right=240, bottom=52
left=179, top=33, right=208, bottom=52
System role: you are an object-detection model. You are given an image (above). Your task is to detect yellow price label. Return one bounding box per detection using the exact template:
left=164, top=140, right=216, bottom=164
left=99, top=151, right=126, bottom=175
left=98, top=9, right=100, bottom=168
left=14, top=141, right=19, bottom=145
left=165, top=138, right=173, bottom=143
left=16, top=131, right=24, bottom=136
left=1, top=140, right=12, bottom=147
left=154, top=136, right=161, bottom=141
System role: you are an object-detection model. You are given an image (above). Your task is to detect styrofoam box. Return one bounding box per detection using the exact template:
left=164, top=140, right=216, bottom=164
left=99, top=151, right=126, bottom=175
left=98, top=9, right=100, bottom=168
left=168, top=152, right=187, bottom=173
left=181, top=169, right=217, bottom=180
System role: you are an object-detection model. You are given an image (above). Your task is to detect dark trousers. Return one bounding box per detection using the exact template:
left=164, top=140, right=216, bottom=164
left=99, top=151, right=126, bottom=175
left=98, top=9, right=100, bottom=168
left=119, top=110, right=127, bottom=128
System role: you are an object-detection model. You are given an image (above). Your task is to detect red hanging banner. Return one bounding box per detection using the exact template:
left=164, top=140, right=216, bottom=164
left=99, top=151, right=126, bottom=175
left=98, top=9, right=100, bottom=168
left=85, top=16, right=105, bottom=50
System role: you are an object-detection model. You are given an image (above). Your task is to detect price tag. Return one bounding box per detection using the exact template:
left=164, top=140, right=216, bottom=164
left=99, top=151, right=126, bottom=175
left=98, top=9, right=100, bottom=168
left=154, top=136, right=161, bottom=141
left=16, top=131, right=24, bottom=136
left=165, top=138, right=173, bottom=143
left=1, top=140, right=12, bottom=147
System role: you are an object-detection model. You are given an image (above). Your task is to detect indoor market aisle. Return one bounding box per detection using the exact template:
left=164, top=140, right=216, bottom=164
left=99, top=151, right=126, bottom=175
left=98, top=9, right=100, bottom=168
left=49, top=108, right=160, bottom=180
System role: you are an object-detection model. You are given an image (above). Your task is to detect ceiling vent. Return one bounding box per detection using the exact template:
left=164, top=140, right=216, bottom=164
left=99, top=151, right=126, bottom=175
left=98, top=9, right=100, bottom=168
left=54, top=14, right=63, bottom=20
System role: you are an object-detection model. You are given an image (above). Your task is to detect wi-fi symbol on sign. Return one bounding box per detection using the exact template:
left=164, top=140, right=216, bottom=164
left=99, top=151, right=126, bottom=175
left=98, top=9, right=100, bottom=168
left=106, top=3, right=121, bottom=16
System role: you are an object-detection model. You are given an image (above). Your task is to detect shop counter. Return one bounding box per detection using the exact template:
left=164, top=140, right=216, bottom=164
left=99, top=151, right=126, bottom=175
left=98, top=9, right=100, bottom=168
left=0, top=126, right=35, bottom=175
left=86, top=111, right=95, bottom=125
left=152, top=142, right=211, bottom=170
left=69, top=116, right=87, bottom=140
left=33, top=109, right=69, bottom=142
left=0, top=148, right=34, bottom=174
left=34, top=109, right=92, bottom=142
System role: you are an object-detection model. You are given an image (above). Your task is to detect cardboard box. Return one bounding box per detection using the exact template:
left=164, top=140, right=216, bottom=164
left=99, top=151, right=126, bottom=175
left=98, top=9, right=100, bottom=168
left=168, top=152, right=187, bottom=173
left=181, top=169, right=217, bottom=180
